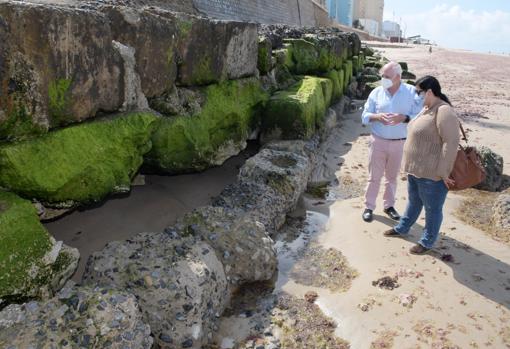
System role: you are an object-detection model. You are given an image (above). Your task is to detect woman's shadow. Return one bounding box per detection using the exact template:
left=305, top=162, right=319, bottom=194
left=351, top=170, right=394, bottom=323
left=374, top=215, right=510, bottom=310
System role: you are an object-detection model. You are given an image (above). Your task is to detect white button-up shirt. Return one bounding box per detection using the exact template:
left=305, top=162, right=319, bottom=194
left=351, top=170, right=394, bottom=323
left=361, top=83, right=423, bottom=140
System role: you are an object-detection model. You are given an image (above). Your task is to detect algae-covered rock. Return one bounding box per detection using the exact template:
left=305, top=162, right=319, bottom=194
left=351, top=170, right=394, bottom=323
left=362, top=81, right=380, bottom=99
left=342, top=60, right=353, bottom=91
left=284, top=39, right=320, bottom=74
left=146, top=77, right=268, bottom=174
left=83, top=230, right=228, bottom=349
left=258, top=36, right=273, bottom=75
left=176, top=17, right=258, bottom=86
left=474, top=146, right=504, bottom=191
left=303, top=35, right=342, bottom=72
left=261, top=76, right=329, bottom=140
left=0, top=191, right=78, bottom=306
left=323, top=70, right=344, bottom=103
left=0, top=281, right=152, bottom=349
left=402, top=70, right=417, bottom=80
left=0, top=2, right=124, bottom=139
left=0, top=113, right=158, bottom=205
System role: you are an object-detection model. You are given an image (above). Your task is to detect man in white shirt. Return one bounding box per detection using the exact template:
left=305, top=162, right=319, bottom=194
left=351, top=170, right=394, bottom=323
left=361, top=61, right=423, bottom=222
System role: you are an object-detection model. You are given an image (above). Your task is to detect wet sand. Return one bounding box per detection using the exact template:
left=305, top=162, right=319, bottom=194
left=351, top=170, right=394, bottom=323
left=45, top=144, right=258, bottom=281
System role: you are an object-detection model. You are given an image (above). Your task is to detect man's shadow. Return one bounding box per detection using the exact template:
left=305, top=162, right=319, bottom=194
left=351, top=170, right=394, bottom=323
left=374, top=215, right=510, bottom=310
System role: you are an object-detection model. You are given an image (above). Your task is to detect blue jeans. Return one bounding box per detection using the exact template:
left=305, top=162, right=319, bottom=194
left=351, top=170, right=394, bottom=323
left=394, top=175, right=449, bottom=249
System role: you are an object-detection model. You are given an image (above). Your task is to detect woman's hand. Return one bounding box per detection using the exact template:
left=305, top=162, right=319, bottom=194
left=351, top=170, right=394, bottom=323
left=443, top=177, right=455, bottom=189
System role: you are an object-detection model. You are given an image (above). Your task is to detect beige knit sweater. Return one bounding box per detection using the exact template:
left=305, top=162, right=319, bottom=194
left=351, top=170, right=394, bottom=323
left=402, top=101, right=460, bottom=180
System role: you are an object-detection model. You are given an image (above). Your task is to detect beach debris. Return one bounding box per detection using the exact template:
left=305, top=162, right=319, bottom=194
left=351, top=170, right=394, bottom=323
left=272, top=293, right=350, bottom=349
left=395, top=268, right=424, bottom=279
left=358, top=303, right=371, bottom=312
left=398, top=293, right=417, bottom=308
left=358, top=298, right=378, bottom=312
left=304, top=291, right=318, bottom=303
left=370, top=330, right=398, bottom=349
left=290, top=246, right=358, bottom=292
left=372, top=276, right=400, bottom=290
left=441, top=253, right=455, bottom=263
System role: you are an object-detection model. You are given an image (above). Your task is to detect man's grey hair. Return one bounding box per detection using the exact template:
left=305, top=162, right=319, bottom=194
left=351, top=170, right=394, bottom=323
left=381, top=61, right=403, bottom=77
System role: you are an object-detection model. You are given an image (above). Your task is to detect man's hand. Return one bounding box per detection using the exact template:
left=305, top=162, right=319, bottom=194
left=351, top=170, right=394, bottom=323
left=384, top=113, right=407, bottom=125
left=371, top=113, right=392, bottom=125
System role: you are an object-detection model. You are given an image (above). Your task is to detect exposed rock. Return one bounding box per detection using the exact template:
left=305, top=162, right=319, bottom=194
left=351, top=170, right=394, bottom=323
left=402, top=70, right=417, bottom=80
left=213, top=140, right=316, bottom=233
left=146, top=78, right=268, bottom=174
left=0, top=113, right=158, bottom=206
left=0, top=1, right=125, bottom=140
left=101, top=6, right=179, bottom=99
left=82, top=230, right=229, bottom=349
left=238, top=148, right=312, bottom=210
left=175, top=16, right=258, bottom=86
left=474, top=146, right=504, bottom=191
left=112, top=40, right=150, bottom=111
left=177, top=206, right=277, bottom=286
left=212, top=181, right=289, bottom=233
left=0, top=191, right=78, bottom=306
left=0, top=281, right=152, bottom=348
left=492, top=191, right=510, bottom=230
left=150, top=85, right=205, bottom=117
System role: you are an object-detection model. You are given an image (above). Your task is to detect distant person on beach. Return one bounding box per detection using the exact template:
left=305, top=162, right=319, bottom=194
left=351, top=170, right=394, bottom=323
left=360, top=62, right=423, bottom=223
left=429, top=46, right=432, bottom=54
left=383, top=76, right=460, bottom=254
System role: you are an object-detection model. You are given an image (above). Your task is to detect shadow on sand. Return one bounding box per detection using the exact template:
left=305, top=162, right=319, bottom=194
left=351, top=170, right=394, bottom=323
left=374, top=214, right=510, bottom=310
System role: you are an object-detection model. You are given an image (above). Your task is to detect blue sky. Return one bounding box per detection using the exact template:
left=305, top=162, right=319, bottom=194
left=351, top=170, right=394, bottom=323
left=383, top=0, right=510, bottom=53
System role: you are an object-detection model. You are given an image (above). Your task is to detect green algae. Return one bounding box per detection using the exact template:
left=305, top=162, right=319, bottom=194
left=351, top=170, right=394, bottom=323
left=262, top=76, right=328, bottom=140
left=0, top=113, right=158, bottom=204
left=284, top=39, right=319, bottom=74
left=146, top=78, right=268, bottom=173
left=48, top=78, right=72, bottom=127
left=258, top=37, right=272, bottom=75
left=322, top=70, right=344, bottom=102
left=0, top=190, right=52, bottom=300
left=343, top=60, right=353, bottom=92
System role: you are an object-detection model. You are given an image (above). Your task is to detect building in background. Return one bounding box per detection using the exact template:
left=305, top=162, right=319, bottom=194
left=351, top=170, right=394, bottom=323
left=326, top=0, right=353, bottom=27
left=382, top=20, right=401, bottom=41
left=353, top=0, right=384, bottom=36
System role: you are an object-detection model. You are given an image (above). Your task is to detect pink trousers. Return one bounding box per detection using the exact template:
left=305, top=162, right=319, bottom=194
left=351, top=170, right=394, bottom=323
left=364, top=135, right=405, bottom=211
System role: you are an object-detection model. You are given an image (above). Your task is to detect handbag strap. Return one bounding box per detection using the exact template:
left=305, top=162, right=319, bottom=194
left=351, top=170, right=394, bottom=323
left=459, top=122, right=468, bottom=143
left=432, top=103, right=468, bottom=144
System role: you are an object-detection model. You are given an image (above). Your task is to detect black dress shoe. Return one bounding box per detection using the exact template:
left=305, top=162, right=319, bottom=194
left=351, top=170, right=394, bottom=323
left=384, top=207, right=400, bottom=221
left=362, top=208, right=373, bottom=222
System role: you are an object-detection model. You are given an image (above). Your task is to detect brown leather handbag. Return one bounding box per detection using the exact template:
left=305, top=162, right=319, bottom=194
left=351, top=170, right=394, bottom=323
left=448, top=124, right=486, bottom=191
